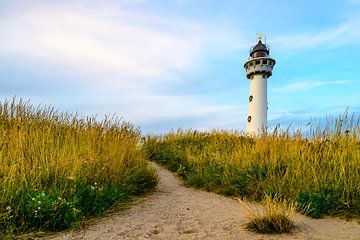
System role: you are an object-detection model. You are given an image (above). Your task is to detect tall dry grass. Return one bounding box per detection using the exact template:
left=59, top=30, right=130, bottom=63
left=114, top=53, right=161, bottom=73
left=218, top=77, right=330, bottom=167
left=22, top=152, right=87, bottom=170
left=0, top=98, right=157, bottom=236
left=144, top=112, right=360, bottom=218
left=239, top=195, right=297, bottom=234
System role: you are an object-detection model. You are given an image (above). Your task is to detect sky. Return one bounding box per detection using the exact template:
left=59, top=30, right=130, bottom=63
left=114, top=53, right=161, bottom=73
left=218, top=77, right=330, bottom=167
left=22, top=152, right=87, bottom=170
left=1, top=0, right=360, bottom=134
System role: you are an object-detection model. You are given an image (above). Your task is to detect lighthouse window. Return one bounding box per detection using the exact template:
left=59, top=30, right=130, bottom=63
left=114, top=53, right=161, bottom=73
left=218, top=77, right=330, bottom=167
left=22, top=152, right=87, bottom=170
left=255, top=60, right=261, bottom=65
left=249, top=95, right=253, bottom=102
left=262, top=60, right=268, bottom=64
left=249, top=62, right=253, bottom=67
left=247, top=116, right=252, bottom=122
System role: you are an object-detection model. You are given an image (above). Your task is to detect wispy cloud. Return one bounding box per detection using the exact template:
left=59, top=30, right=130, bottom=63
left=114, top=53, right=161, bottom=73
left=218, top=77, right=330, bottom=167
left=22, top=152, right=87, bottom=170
left=0, top=1, right=211, bottom=86
left=273, top=80, right=352, bottom=93
left=69, top=90, right=246, bottom=133
left=273, top=16, right=360, bottom=50
left=0, top=1, right=245, bottom=130
left=348, top=0, right=360, bottom=4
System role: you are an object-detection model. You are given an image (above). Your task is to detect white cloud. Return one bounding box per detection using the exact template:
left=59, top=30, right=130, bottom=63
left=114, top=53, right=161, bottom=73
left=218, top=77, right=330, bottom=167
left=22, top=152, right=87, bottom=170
left=273, top=80, right=352, bottom=93
left=68, top=90, right=245, bottom=133
left=0, top=1, right=208, bottom=85
left=273, top=17, right=360, bottom=50
left=0, top=1, right=247, bottom=132
left=76, top=87, right=239, bottom=120
left=348, top=0, right=360, bottom=4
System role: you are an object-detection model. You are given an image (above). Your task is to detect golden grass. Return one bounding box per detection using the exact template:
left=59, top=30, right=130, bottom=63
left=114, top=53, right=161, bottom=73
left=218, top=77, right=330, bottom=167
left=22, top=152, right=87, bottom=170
left=0, top=98, right=157, bottom=235
left=144, top=112, right=360, bottom=218
left=239, top=195, right=297, bottom=234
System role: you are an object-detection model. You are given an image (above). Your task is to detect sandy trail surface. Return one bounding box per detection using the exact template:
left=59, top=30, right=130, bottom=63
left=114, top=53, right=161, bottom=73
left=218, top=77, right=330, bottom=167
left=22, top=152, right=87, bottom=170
left=48, top=162, right=360, bottom=240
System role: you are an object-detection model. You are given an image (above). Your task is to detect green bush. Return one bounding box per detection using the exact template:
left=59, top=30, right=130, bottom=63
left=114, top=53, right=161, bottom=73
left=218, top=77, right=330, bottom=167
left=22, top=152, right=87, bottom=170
left=296, top=188, right=356, bottom=218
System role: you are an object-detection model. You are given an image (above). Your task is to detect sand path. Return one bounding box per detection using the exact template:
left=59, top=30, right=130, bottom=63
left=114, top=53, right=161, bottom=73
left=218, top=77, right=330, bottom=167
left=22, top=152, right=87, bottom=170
left=49, top=162, right=360, bottom=240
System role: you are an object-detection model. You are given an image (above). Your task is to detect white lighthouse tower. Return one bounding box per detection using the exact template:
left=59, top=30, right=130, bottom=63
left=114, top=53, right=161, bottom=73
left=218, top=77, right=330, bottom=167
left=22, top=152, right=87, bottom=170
left=244, top=33, right=275, bottom=136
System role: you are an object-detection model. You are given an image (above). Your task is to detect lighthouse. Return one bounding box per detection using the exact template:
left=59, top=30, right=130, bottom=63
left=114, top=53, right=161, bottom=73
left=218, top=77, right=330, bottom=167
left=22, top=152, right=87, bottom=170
left=244, top=33, right=276, bottom=136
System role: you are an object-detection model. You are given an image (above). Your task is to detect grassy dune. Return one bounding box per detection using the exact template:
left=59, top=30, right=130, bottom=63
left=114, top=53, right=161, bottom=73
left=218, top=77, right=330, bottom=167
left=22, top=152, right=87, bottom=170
left=144, top=113, right=360, bottom=218
left=1, top=97, right=358, bottom=237
left=0, top=99, right=157, bottom=236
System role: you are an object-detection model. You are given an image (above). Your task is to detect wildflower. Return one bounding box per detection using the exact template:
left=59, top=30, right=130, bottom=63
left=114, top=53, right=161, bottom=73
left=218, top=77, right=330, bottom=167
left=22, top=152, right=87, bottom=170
left=38, top=206, right=41, bottom=210
left=6, top=206, right=11, bottom=211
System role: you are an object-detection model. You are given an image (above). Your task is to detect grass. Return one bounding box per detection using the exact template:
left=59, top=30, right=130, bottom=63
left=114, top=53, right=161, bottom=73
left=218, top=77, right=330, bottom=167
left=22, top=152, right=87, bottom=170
left=143, top=111, right=360, bottom=219
left=240, top=195, right=297, bottom=234
left=0, top=98, right=158, bottom=237
left=2, top=97, right=358, bottom=236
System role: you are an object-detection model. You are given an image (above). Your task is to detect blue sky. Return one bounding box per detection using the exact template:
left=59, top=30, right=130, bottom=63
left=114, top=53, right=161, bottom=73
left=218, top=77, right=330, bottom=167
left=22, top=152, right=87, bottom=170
left=1, top=0, right=360, bottom=134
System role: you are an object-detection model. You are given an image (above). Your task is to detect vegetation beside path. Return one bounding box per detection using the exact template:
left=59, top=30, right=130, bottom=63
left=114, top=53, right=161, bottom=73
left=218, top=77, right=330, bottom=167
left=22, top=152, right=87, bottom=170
left=143, top=113, right=360, bottom=219
left=1, top=98, right=359, bottom=237
left=0, top=99, right=157, bottom=238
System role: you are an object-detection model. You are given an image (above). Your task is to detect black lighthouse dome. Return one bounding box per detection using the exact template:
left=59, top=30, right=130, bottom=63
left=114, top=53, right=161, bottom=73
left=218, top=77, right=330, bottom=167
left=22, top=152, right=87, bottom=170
left=250, top=40, right=270, bottom=58
left=244, top=34, right=276, bottom=79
